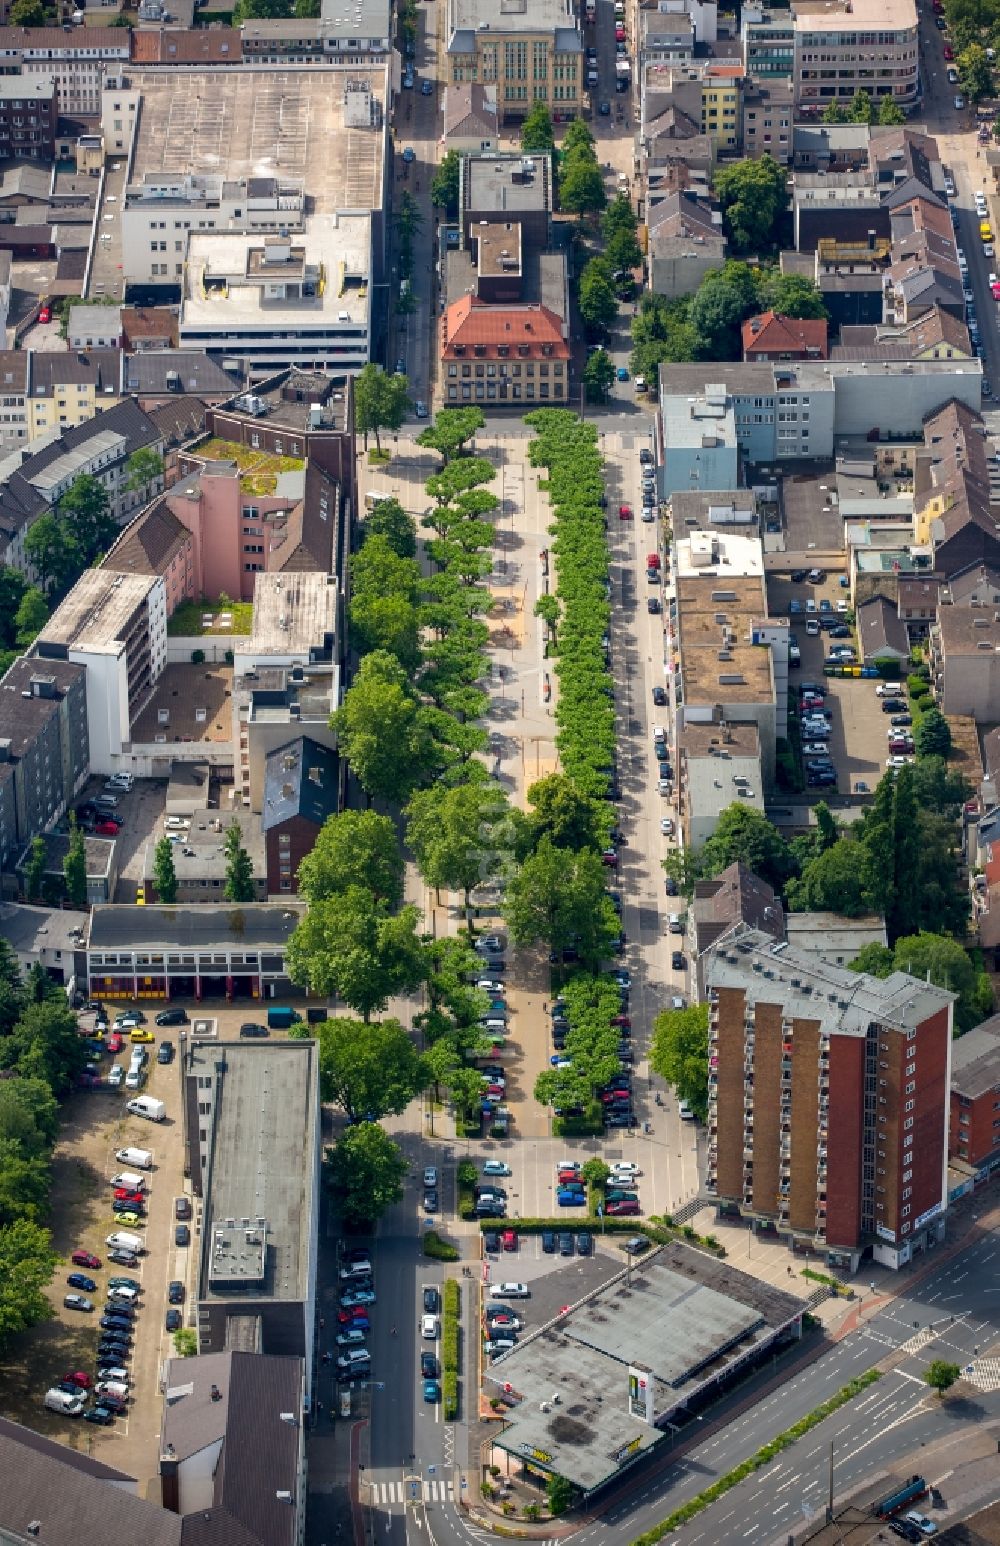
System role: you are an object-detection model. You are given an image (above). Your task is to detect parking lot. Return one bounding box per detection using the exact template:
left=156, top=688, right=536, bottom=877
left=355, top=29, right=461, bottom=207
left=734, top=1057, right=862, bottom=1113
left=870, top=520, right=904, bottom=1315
left=0, top=1017, right=189, bottom=1479
left=73, top=775, right=169, bottom=902
left=767, top=570, right=909, bottom=797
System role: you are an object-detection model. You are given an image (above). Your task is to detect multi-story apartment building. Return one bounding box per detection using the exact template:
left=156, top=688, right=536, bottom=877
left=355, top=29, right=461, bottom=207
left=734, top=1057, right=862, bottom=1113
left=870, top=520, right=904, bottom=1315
left=240, top=0, right=392, bottom=63
left=32, top=570, right=168, bottom=775
left=446, top=0, right=582, bottom=123
left=122, top=173, right=306, bottom=289
left=0, top=27, right=130, bottom=117
left=0, top=74, right=55, bottom=160
left=950, top=1014, right=1000, bottom=1177
left=0, top=398, right=163, bottom=575
left=0, top=658, right=89, bottom=889
left=706, top=928, right=954, bottom=1271
left=792, top=0, right=919, bottom=112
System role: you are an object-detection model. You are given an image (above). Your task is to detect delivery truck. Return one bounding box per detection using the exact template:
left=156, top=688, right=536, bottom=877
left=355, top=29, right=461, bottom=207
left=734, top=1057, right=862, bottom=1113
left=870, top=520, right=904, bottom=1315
left=267, top=1006, right=301, bottom=1029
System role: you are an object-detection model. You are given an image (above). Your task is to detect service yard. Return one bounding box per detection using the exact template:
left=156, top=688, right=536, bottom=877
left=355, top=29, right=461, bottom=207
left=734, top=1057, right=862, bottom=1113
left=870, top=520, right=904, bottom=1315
left=0, top=1030, right=188, bottom=1480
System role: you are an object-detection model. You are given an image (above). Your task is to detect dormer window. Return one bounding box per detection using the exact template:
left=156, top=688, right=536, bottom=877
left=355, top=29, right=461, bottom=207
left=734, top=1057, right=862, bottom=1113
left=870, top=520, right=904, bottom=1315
left=497, top=344, right=509, bottom=357
left=474, top=344, right=486, bottom=357
left=453, top=343, right=465, bottom=355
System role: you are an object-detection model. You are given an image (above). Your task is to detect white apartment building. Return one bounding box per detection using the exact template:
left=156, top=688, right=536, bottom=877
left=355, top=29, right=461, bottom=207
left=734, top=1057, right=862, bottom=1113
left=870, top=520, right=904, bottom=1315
left=0, top=28, right=130, bottom=117
left=792, top=0, right=919, bottom=110
left=33, top=570, right=168, bottom=775
left=178, top=216, right=372, bottom=377
left=122, top=174, right=306, bottom=288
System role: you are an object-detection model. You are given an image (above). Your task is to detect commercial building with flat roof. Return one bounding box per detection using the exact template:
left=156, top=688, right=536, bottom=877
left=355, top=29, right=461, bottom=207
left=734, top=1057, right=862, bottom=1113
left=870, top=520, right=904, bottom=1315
left=142, top=810, right=266, bottom=903
left=706, top=927, right=954, bottom=1271
left=234, top=571, right=338, bottom=675
left=122, top=172, right=306, bottom=289
left=791, top=0, right=919, bottom=111
left=485, top=1241, right=802, bottom=1498
left=86, top=900, right=305, bottom=1000
left=180, top=1035, right=321, bottom=1403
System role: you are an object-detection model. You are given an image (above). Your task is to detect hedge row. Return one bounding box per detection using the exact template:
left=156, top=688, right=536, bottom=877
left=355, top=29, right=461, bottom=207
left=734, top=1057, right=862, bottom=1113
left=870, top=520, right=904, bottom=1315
left=442, top=1277, right=461, bottom=1421
left=423, top=1230, right=460, bottom=1262
left=478, top=1216, right=674, bottom=1244
left=630, top=1369, right=881, bottom=1545
left=525, top=409, right=615, bottom=799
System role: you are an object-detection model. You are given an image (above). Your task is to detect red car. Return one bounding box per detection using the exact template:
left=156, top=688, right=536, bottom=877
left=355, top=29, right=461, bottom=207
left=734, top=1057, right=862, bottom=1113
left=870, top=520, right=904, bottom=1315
left=337, top=1306, right=369, bottom=1324
left=647, top=552, right=660, bottom=569
left=557, top=1168, right=581, bottom=1185
left=107, top=1032, right=123, bottom=1053
left=501, top=1229, right=518, bottom=1251
left=943, top=43, right=953, bottom=57
left=601, top=849, right=618, bottom=867
left=114, top=1189, right=144, bottom=1205
left=615, top=23, right=626, bottom=39
left=38, top=306, right=51, bottom=324
left=71, top=1250, right=101, bottom=1269
left=95, top=820, right=120, bottom=836
left=618, top=503, right=633, bottom=520
left=606, top=1200, right=640, bottom=1216
left=62, top=1371, right=93, bottom=1389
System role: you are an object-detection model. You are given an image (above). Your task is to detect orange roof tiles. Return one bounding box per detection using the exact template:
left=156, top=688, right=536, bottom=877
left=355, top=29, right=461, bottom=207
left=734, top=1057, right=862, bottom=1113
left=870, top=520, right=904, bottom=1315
left=442, top=295, right=568, bottom=358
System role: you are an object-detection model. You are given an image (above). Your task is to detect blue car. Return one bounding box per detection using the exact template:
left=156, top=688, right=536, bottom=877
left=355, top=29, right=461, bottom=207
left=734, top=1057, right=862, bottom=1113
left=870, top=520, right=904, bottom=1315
left=557, top=1188, right=585, bottom=1206
left=616, top=366, right=629, bottom=381
left=67, top=1273, right=96, bottom=1293
left=423, top=1378, right=441, bottom=1403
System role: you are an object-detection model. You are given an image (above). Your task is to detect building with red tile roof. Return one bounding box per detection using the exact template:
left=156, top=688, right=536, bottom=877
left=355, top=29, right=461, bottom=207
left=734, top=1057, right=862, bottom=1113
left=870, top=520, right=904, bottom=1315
left=441, top=296, right=569, bottom=406
left=742, top=310, right=829, bottom=362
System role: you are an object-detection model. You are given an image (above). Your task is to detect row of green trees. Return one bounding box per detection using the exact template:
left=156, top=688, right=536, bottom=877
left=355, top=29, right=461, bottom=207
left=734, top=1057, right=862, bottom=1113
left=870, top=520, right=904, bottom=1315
left=0, top=945, right=92, bottom=1353
left=630, top=262, right=827, bottom=381
left=822, top=90, right=906, bottom=124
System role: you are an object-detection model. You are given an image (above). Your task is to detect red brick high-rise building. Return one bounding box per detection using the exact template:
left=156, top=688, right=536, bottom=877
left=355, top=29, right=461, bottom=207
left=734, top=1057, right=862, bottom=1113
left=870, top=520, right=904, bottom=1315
left=706, top=929, right=954, bottom=1272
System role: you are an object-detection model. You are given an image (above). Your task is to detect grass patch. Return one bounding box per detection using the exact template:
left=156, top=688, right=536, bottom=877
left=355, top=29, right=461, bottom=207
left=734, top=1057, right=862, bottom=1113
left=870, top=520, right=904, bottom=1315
left=630, top=1369, right=880, bottom=1545
left=167, top=598, right=254, bottom=637
left=195, top=436, right=304, bottom=494
left=368, top=448, right=392, bottom=465
left=442, top=1277, right=460, bottom=1421
left=423, top=1230, right=460, bottom=1262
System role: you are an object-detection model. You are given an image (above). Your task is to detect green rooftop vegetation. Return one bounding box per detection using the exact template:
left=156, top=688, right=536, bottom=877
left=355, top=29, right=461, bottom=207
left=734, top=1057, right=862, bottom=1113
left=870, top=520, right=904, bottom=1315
left=168, top=597, right=254, bottom=637
left=196, top=437, right=305, bottom=496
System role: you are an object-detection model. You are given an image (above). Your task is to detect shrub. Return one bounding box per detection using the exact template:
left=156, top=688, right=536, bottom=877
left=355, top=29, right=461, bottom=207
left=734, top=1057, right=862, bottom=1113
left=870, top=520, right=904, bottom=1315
left=423, top=1230, right=460, bottom=1262
left=442, top=1277, right=460, bottom=1420
left=191, top=648, right=206, bottom=665
left=457, top=1159, right=478, bottom=1187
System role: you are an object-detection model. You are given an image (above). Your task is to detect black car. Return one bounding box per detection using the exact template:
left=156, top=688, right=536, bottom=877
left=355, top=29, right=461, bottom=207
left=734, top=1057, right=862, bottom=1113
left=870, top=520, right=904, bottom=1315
left=165, top=1308, right=182, bottom=1332
left=239, top=1022, right=270, bottom=1038
left=541, top=1228, right=556, bottom=1253
left=421, top=1352, right=439, bottom=1379
left=624, top=1235, right=649, bottom=1255
left=652, top=686, right=667, bottom=705
left=423, top=1189, right=439, bottom=1213
left=175, top=1224, right=191, bottom=1247
left=84, top=1406, right=116, bottom=1426
left=577, top=1232, right=593, bottom=1256
left=423, top=1286, right=439, bottom=1314
left=483, top=1228, right=501, bottom=1252
left=829, top=624, right=852, bottom=638
left=168, top=1280, right=185, bottom=1305
left=647, top=597, right=661, bottom=614
left=671, top=950, right=685, bottom=970
left=881, top=698, right=906, bottom=713
left=558, top=1232, right=574, bottom=1256
left=639, top=448, right=653, bottom=465
left=790, top=568, right=809, bottom=582
left=157, top=1041, right=174, bottom=1064
left=155, top=1008, right=188, bottom=1027
left=665, top=876, right=678, bottom=896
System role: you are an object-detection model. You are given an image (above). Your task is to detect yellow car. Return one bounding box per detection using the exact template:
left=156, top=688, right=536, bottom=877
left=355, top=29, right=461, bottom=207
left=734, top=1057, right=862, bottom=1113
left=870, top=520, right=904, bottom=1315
left=130, top=1028, right=155, bottom=1044
left=135, top=885, right=146, bottom=906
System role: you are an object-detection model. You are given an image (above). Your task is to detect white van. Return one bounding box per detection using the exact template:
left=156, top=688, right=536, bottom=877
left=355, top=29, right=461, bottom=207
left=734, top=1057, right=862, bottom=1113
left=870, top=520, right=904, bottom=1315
left=126, top=1095, right=165, bottom=1122
left=106, top=1230, right=144, bottom=1254
left=115, top=1147, right=153, bottom=1169
left=44, top=1387, right=85, bottom=1415
left=110, top=1171, right=146, bottom=1192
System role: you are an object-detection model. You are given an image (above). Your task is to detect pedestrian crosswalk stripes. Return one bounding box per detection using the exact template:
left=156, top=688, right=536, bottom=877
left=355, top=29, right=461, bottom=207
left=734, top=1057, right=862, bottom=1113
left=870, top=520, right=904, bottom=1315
left=964, top=1356, right=1000, bottom=1392
left=373, top=1479, right=456, bottom=1506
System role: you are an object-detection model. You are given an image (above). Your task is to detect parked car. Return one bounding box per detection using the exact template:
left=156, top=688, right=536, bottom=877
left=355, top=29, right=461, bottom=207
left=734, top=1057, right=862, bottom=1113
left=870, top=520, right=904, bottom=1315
left=155, top=1008, right=188, bottom=1026
left=64, top=1294, right=93, bottom=1313
left=67, top=1273, right=96, bottom=1292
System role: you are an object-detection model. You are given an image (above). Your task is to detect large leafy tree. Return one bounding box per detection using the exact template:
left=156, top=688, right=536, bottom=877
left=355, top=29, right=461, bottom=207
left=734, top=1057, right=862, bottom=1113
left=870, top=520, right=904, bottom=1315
left=504, top=837, right=618, bottom=965
left=856, top=930, right=993, bottom=1034
left=124, top=448, right=164, bottom=498
left=560, top=150, right=606, bottom=218
left=650, top=1004, right=709, bottom=1121
left=602, top=193, right=642, bottom=273
left=416, top=407, right=486, bottom=466
left=406, top=779, right=509, bottom=922
left=327, top=1122, right=408, bottom=1227
left=786, top=839, right=874, bottom=917
left=430, top=149, right=461, bottom=217
left=223, top=822, right=255, bottom=902
left=152, top=837, right=179, bottom=905
left=520, top=101, right=555, bottom=154
left=755, top=272, right=828, bottom=321
left=333, top=650, right=438, bottom=804
left=701, top=804, right=797, bottom=891
left=915, top=707, right=952, bottom=759
left=0, top=1219, right=57, bottom=1351
left=286, top=887, right=426, bottom=1018
left=579, top=259, right=618, bottom=333
left=297, top=810, right=403, bottom=908
left=689, top=262, right=760, bottom=359
left=714, top=154, right=787, bottom=252
left=523, top=773, right=606, bottom=854
left=363, top=496, right=417, bottom=558
left=630, top=292, right=699, bottom=378
left=14, top=588, right=48, bottom=649
left=958, top=43, right=993, bottom=99
left=354, top=363, right=410, bottom=453
left=24, top=515, right=80, bottom=601
left=1, top=999, right=87, bottom=1097
left=583, top=349, right=615, bottom=403
left=315, top=1016, right=425, bottom=1120
left=57, top=473, right=116, bottom=561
